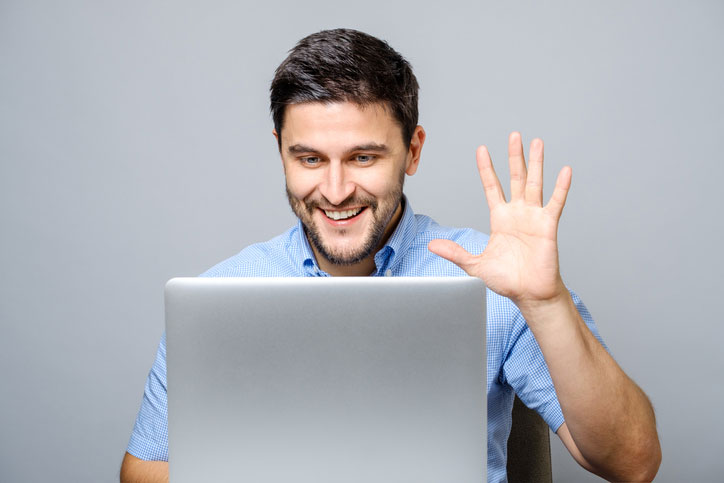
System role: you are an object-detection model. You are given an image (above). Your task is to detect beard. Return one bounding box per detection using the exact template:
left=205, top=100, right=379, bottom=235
left=286, top=174, right=405, bottom=266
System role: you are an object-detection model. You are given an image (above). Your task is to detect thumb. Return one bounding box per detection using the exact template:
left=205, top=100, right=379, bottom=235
left=428, top=239, right=478, bottom=274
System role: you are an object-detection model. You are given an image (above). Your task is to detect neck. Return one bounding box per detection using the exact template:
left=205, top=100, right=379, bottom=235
left=311, top=200, right=404, bottom=277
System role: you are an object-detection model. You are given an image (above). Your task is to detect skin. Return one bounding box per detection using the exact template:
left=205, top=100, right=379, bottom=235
left=121, top=102, right=661, bottom=482
left=119, top=453, right=167, bottom=483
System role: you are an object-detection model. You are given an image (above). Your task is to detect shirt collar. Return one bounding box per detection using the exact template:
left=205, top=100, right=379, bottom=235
left=372, top=195, right=417, bottom=275
left=296, top=195, right=418, bottom=277
left=296, top=220, right=320, bottom=276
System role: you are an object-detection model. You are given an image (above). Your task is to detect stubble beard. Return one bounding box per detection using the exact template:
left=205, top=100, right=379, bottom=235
left=286, top=175, right=405, bottom=266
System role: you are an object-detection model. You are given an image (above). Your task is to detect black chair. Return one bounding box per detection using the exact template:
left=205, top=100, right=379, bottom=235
left=506, top=395, right=553, bottom=482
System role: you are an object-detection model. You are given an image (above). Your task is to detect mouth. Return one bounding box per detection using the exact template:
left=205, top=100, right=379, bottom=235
left=322, top=206, right=366, bottom=221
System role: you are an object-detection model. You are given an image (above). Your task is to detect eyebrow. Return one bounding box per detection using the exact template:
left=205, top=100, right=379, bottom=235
left=287, top=143, right=390, bottom=154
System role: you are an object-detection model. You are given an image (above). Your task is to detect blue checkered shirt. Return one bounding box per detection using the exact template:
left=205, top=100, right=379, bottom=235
left=127, top=198, right=604, bottom=483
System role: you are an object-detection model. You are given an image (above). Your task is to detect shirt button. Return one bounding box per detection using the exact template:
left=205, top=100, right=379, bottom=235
left=385, top=269, right=392, bottom=277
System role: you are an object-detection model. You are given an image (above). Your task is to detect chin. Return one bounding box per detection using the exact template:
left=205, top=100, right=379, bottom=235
left=316, top=234, right=378, bottom=266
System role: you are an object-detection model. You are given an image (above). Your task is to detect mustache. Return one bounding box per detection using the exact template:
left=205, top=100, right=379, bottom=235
left=286, top=189, right=379, bottom=214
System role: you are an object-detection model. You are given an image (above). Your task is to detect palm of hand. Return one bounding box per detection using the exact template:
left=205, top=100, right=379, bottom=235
left=428, top=133, right=571, bottom=306
left=478, top=202, right=562, bottom=303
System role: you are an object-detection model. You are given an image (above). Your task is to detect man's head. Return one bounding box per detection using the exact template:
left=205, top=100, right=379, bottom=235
left=270, top=29, right=424, bottom=274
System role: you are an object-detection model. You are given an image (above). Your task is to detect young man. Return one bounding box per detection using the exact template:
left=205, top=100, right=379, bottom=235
left=121, top=29, right=661, bottom=482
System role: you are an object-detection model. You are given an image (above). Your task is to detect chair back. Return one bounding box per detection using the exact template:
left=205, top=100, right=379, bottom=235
left=506, top=395, right=553, bottom=482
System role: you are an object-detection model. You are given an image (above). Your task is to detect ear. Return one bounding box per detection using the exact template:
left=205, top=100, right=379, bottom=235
left=404, top=125, right=426, bottom=176
left=273, top=129, right=285, bottom=170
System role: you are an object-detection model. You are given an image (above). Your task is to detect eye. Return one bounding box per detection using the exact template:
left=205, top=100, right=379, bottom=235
left=355, top=154, right=375, bottom=164
left=300, top=156, right=321, bottom=166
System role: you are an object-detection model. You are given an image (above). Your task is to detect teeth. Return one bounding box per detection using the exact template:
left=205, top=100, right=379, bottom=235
left=324, top=207, right=362, bottom=220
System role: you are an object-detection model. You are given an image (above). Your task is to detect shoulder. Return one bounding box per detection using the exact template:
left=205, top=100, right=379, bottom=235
left=412, top=213, right=489, bottom=253
left=393, top=212, right=489, bottom=276
left=200, top=225, right=302, bottom=277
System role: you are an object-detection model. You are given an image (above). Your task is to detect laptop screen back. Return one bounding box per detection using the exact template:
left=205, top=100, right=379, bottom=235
left=166, top=276, right=486, bottom=482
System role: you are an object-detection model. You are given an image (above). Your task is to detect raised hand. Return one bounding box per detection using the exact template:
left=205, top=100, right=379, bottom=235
left=428, top=132, right=572, bottom=311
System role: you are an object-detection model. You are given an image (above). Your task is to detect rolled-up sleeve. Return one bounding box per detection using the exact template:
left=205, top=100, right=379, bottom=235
left=502, top=290, right=606, bottom=432
left=127, top=333, right=169, bottom=461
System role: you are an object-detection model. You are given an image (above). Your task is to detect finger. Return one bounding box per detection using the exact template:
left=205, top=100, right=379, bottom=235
left=476, top=145, right=506, bottom=209
left=545, top=166, right=572, bottom=220
left=508, top=132, right=527, bottom=201
left=525, top=138, right=544, bottom=206
left=428, top=239, right=478, bottom=275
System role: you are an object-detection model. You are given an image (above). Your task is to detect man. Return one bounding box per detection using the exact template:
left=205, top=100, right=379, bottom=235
left=121, top=29, right=661, bottom=482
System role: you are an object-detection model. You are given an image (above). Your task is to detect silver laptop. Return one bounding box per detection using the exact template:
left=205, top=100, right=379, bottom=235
left=166, top=276, right=486, bottom=482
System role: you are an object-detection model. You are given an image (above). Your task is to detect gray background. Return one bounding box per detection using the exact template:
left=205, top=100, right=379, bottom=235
left=1, top=0, right=722, bottom=481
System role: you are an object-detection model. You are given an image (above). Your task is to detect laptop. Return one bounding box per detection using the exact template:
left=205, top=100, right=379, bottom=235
left=165, top=276, right=486, bottom=482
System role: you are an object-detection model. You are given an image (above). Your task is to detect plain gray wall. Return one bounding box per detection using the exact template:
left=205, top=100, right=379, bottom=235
left=1, top=1, right=722, bottom=481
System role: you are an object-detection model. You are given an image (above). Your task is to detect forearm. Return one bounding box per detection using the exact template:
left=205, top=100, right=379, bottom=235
left=518, top=291, right=661, bottom=481
left=120, top=452, right=169, bottom=483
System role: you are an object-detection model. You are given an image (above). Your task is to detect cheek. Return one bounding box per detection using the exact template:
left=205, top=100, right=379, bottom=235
left=358, top=169, right=402, bottom=198
left=284, top=167, right=318, bottom=200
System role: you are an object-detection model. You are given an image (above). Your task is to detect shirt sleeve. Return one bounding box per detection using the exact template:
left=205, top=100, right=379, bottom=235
left=501, top=290, right=605, bottom=432
left=127, top=333, right=169, bottom=461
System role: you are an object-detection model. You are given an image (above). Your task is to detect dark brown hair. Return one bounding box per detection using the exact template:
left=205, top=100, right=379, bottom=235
left=270, top=29, right=419, bottom=148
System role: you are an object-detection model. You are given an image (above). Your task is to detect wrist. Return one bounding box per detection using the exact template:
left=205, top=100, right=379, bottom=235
left=514, top=282, right=574, bottom=329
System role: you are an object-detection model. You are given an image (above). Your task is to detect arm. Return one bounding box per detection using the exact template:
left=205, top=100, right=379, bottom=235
left=521, top=290, right=660, bottom=481
left=120, top=452, right=168, bottom=483
left=428, top=132, right=661, bottom=481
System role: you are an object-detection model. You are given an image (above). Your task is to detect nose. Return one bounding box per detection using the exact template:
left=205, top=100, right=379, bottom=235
left=319, top=161, right=355, bottom=206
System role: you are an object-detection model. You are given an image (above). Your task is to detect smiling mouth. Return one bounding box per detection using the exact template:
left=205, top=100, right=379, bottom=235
left=323, top=207, right=365, bottom=221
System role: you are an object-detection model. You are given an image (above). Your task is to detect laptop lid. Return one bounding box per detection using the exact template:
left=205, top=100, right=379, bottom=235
left=166, top=276, right=486, bottom=482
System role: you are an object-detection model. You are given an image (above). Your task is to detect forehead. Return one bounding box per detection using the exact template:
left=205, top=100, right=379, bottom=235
left=280, top=101, right=404, bottom=151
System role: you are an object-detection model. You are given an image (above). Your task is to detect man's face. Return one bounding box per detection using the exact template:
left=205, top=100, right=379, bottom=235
left=277, top=102, right=421, bottom=266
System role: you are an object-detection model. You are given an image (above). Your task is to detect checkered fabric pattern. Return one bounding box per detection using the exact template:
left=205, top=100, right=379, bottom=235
left=127, top=198, right=604, bottom=483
